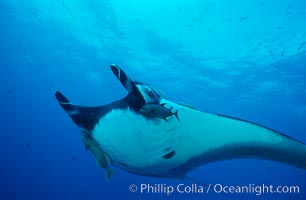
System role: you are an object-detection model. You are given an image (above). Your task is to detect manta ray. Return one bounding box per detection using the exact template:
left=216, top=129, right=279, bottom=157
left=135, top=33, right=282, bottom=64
left=55, top=64, right=306, bottom=180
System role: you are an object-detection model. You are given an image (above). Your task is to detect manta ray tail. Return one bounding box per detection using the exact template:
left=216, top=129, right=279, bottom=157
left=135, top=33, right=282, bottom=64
left=55, top=91, right=100, bottom=131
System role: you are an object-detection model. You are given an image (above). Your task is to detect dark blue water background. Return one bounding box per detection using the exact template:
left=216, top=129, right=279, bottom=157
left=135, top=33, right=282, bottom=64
left=1, top=0, right=306, bottom=199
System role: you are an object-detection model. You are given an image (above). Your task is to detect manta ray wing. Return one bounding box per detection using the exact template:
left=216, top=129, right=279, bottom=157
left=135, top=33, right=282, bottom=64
left=55, top=66, right=306, bottom=181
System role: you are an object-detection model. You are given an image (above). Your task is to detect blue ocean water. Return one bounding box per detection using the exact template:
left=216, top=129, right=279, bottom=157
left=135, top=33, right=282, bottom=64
left=1, top=0, right=306, bottom=199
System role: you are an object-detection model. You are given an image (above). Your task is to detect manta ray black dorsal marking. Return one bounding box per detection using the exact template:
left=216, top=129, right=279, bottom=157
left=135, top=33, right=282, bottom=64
left=55, top=91, right=130, bottom=131
left=55, top=91, right=103, bottom=131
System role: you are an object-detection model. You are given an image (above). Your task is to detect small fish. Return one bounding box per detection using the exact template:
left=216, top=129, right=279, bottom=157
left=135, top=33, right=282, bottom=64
left=240, top=15, right=249, bottom=21
left=139, top=103, right=180, bottom=122
left=72, top=156, right=77, bottom=160
left=269, top=50, right=275, bottom=60
left=280, top=49, right=285, bottom=57
left=3, top=89, right=14, bottom=94
left=273, top=64, right=280, bottom=69
left=287, top=3, right=294, bottom=8
left=297, top=42, right=306, bottom=50
left=81, top=130, right=115, bottom=181
left=258, top=2, right=265, bottom=6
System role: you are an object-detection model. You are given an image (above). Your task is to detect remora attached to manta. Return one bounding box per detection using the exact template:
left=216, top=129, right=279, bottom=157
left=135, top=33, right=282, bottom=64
left=55, top=64, right=306, bottom=180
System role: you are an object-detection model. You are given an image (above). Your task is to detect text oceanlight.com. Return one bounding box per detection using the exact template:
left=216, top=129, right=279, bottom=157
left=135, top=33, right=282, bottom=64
left=129, top=183, right=300, bottom=196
